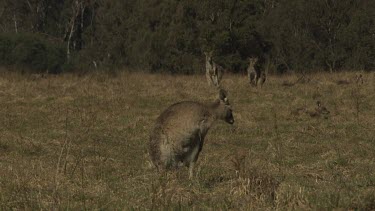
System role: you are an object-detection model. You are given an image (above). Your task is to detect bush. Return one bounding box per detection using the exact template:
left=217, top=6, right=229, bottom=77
left=0, top=33, right=66, bottom=73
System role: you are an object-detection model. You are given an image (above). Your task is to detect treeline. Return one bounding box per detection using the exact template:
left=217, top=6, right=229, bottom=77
left=0, top=0, right=374, bottom=74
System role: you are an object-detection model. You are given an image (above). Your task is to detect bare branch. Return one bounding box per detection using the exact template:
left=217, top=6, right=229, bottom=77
left=13, top=14, right=18, bottom=33
left=26, top=0, right=34, bottom=12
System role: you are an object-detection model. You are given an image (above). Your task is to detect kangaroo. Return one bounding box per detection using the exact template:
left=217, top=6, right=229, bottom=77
left=356, top=74, right=364, bottom=84
left=205, top=51, right=224, bottom=87
left=336, top=74, right=364, bottom=85
left=259, top=72, right=267, bottom=88
left=307, top=101, right=330, bottom=118
left=149, top=89, right=234, bottom=179
left=247, top=57, right=259, bottom=86
left=316, top=101, right=330, bottom=115
left=213, top=64, right=225, bottom=86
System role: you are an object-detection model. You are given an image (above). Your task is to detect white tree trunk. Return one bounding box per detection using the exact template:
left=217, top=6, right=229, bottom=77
left=13, top=14, right=18, bottom=33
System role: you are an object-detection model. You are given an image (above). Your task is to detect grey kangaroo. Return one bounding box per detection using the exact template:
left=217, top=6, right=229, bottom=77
left=205, top=51, right=224, bottom=87
left=149, top=89, right=234, bottom=179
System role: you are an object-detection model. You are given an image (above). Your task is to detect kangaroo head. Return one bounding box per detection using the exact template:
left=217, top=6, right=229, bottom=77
left=205, top=51, right=214, bottom=64
left=249, top=57, right=258, bottom=66
left=213, top=89, right=234, bottom=124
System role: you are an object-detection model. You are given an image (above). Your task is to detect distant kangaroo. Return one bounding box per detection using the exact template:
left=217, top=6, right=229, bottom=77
left=149, top=89, right=234, bottom=179
left=259, top=72, right=267, bottom=87
left=356, top=74, right=364, bottom=84
left=205, top=51, right=224, bottom=87
left=247, top=57, right=259, bottom=86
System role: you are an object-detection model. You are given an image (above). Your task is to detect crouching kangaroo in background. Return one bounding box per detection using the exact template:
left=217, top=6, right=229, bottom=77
left=149, top=89, right=234, bottom=179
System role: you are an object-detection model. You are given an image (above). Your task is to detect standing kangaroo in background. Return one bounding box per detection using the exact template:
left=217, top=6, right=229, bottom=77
left=149, top=89, right=234, bottom=179
left=247, top=57, right=259, bottom=86
left=205, top=51, right=224, bottom=87
left=259, top=72, right=267, bottom=87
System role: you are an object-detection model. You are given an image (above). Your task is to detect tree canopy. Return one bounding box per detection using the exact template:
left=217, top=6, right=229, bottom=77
left=1, top=0, right=374, bottom=74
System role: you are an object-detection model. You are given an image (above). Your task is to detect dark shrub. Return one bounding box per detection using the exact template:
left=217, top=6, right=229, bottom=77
left=0, top=33, right=66, bottom=73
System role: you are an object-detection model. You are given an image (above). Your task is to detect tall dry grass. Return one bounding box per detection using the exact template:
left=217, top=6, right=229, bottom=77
left=0, top=69, right=374, bottom=209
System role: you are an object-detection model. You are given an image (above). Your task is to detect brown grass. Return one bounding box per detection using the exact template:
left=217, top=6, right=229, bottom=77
left=0, top=69, right=374, bottom=209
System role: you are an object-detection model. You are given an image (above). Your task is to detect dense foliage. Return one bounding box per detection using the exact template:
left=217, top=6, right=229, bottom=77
left=0, top=33, right=66, bottom=73
left=0, top=0, right=374, bottom=74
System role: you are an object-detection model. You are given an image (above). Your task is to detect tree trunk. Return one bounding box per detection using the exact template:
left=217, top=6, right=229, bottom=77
left=67, top=18, right=76, bottom=61
left=13, top=14, right=18, bottom=33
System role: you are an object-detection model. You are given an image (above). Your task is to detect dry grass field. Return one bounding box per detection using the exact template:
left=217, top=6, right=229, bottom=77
left=0, top=69, right=374, bottom=210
